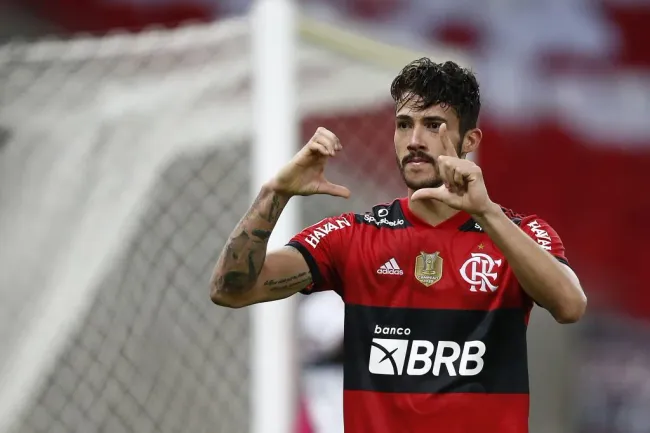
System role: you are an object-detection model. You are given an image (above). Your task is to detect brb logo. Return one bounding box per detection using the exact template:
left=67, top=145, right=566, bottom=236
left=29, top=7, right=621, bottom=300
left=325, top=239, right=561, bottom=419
left=460, top=253, right=503, bottom=293
left=368, top=325, right=486, bottom=376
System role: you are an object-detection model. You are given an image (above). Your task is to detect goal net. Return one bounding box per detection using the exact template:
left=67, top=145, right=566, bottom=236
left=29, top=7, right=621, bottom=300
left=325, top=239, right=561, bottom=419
left=0, top=14, right=467, bottom=433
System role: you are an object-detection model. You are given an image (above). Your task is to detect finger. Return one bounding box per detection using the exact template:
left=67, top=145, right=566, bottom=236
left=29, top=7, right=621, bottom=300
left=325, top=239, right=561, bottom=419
left=317, top=127, right=338, bottom=143
left=436, top=156, right=454, bottom=190
left=411, top=186, right=450, bottom=202
left=319, top=181, right=351, bottom=198
left=316, top=136, right=340, bottom=156
left=439, top=123, right=459, bottom=158
left=308, top=139, right=333, bottom=157
left=316, top=128, right=342, bottom=151
left=452, top=165, right=466, bottom=192
left=452, top=166, right=463, bottom=185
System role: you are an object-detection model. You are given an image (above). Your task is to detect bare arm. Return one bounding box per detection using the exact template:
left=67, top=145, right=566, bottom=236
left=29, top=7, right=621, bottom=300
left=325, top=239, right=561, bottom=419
left=409, top=122, right=585, bottom=323
left=210, top=184, right=311, bottom=308
left=473, top=204, right=587, bottom=324
left=210, top=126, right=350, bottom=307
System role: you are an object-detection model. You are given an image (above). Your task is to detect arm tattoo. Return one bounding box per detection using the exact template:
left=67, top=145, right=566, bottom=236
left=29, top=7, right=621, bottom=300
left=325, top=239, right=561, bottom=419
left=251, top=229, right=272, bottom=241
left=263, top=271, right=313, bottom=292
left=212, top=188, right=289, bottom=295
left=265, top=194, right=283, bottom=223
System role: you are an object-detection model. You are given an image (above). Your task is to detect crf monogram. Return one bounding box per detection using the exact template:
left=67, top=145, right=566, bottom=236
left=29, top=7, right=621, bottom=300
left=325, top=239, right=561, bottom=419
left=460, top=253, right=503, bottom=292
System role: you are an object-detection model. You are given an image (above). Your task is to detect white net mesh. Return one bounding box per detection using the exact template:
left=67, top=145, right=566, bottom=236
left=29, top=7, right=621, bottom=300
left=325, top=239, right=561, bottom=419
left=0, top=16, right=408, bottom=433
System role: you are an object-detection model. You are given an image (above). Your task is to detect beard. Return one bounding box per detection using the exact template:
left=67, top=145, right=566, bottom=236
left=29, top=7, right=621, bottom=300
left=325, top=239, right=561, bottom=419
left=396, top=151, right=443, bottom=190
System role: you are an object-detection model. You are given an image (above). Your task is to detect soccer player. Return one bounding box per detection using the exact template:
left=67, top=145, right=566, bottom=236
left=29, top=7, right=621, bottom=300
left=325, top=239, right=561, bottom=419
left=210, top=58, right=587, bottom=433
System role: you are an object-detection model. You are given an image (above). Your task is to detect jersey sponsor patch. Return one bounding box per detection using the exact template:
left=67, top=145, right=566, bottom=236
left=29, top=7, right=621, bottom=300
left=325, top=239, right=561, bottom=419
left=303, top=217, right=352, bottom=249
left=344, top=304, right=530, bottom=394
left=458, top=218, right=484, bottom=232
left=355, top=200, right=411, bottom=229
left=369, top=336, right=486, bottom=377
left=526, top=220, right=553, bottom=251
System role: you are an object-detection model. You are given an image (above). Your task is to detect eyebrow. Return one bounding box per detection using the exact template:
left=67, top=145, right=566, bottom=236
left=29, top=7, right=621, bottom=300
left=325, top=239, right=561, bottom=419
left=395, top=114, right=447, bottom=123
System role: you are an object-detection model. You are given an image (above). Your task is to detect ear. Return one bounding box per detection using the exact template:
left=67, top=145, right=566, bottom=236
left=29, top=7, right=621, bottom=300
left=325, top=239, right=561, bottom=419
left=461, top=128, right=482, bottom=158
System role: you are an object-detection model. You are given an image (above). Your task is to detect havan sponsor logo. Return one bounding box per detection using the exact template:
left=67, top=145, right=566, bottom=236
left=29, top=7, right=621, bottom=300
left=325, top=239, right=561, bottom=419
left=527, top=220, right=552, bottom=251
left=304, top=218, right=351, bottom=248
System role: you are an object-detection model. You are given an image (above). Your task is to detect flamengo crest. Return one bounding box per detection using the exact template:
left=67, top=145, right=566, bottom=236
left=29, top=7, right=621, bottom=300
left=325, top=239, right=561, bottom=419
left=460, top=253, right=503, bottom=292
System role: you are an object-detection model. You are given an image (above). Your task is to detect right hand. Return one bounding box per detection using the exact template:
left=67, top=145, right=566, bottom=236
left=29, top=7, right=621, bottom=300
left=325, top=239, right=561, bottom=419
left=268, top=127, right=351, bottom=198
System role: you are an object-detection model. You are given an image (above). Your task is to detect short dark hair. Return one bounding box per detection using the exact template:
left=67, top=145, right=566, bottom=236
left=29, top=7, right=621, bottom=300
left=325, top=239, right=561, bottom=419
left=390, top=58, right=481, bottom=136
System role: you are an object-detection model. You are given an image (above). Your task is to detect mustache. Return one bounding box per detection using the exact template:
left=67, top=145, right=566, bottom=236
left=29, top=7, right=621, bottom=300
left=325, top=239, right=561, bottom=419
left=402, top=151, right=436, bottom=166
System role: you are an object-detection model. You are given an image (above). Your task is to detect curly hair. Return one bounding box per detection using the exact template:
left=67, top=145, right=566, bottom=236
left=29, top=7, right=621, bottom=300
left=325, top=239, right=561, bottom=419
left=390, top=58, right=481, bottom=136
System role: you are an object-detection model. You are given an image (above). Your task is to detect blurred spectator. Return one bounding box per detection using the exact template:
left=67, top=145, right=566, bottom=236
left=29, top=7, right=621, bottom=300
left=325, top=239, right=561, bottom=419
left=299, top=291, right=345, bottom=433
left=577, top=315, right=650, bottom=433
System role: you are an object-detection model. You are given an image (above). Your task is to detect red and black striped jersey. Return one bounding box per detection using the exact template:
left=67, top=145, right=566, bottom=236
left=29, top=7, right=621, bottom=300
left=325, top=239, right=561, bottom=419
left=287, top=197, right=568, bottom=433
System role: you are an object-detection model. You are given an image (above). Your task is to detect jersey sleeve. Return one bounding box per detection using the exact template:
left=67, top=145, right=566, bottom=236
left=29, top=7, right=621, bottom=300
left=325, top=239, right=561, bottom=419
left=286, top=213, right=354, bottom=296
left=519, top=216, right=569, bottom=266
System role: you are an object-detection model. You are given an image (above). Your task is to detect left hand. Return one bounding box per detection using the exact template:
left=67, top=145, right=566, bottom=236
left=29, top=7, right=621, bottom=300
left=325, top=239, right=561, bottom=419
left=410, top=123, right=495, bottom=216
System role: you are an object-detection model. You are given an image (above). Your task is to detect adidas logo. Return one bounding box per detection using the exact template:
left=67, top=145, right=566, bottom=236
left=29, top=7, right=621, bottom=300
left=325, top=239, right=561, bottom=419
left=377, top=258, right=404, bottom=275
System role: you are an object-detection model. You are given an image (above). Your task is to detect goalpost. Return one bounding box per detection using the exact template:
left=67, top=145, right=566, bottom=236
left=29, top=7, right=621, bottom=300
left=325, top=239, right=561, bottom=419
left=0, top=3, right=470, bottom=433
left=250, top=1, right=299, bottom=433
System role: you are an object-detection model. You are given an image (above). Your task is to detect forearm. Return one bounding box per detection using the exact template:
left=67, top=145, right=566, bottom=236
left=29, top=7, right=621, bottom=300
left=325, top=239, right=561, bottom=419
left=473, top=204, right=586, bottom=323
left=210, top=184, right=290, bottom=297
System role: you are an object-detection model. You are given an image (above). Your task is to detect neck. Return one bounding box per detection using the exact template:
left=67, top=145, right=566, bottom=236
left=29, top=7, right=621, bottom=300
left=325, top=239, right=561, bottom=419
left=407, top=189, right=461, bottom=226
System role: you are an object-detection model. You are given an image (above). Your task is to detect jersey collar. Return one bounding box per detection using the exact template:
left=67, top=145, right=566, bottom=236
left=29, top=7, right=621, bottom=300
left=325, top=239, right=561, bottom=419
left=398, top=197, right=472, bottom=230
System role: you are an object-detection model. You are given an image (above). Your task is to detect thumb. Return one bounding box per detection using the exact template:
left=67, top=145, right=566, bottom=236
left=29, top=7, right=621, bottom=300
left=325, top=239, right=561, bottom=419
left=411, top=186, right=449, bottom=202
left=319, top=181, right=351, bottom=198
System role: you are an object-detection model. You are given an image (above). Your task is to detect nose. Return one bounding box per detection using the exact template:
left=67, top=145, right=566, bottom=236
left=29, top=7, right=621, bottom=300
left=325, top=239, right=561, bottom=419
left=406, top=125, right=426, bottom=152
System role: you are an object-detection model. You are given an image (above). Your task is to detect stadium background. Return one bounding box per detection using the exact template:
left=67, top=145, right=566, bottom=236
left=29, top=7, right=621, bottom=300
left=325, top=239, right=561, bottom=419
left=1, top=0, right=649, bottom=432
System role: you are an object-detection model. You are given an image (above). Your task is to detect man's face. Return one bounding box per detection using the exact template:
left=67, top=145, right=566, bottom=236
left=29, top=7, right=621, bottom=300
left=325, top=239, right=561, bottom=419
left=394, top=99, right=463, bottom=191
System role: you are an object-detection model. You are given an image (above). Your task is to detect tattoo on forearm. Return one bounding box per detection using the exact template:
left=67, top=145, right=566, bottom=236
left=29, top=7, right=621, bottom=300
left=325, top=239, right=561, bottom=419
left=265, top=194, right=283, bottom=223
left=212, top=190, right=289, bottom=294
left=226, top=231, right=250, bottom=261
left=252, top=229, right=272, bottom=240
left=263, top=272, right=313, bottom=291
